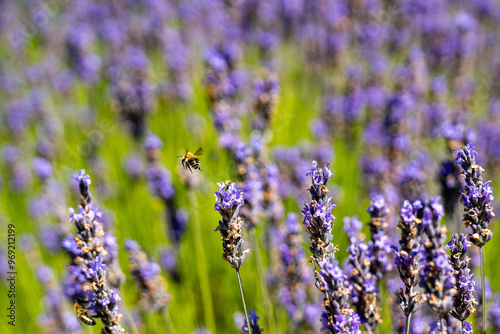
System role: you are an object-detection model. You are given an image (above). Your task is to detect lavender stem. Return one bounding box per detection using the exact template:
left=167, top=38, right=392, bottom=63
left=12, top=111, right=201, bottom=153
left=480, top=245, right=486, bottom=334
left=237, top=269, right=252, bottom=334
left=440, top=316, right=446, bottom=334
left=250, top=229, right=277, bottom=333
left=405, top=314, right=411, bottom=334
left=404, top=286, right=413, bottom=334
left=189, top=190, right=216, bottom=332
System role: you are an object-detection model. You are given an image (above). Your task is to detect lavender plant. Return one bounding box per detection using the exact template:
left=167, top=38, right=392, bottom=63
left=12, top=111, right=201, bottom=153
left=63, top=170, right=126, bottom=333
left=344, top=216, right=380, bottom=333
left=367, top=195, right=390, bottom=282
left=213, top=180, right=252, bottom=332
left=420, top=198, right=456, bottom=331
left=455, top=143, right=495, bottom=333
left=302, top=161, right=360, bottom=333
left=447, top=233, right=476, bottom=330
left=393, top=200, right=426, bottom=334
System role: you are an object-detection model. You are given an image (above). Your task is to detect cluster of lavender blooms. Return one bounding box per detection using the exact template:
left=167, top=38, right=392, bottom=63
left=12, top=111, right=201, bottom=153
left=4, top=0, right=500, bottom=332
left=213, top=181, right=251, bottom=269
left=447, top=233, right=476, bottom=326
left=419, top=198, right=456, bottom=321
left=301, top=161, right=360, bottom=333
left=343, top=216, right=380, bottom=332
left=454, top=143, right=495, bottom=247
left=393, top=200, right=426, bottom=320
left=125, top=239, right=170, bottom=312
left=62, top=170, right=125, bottom=333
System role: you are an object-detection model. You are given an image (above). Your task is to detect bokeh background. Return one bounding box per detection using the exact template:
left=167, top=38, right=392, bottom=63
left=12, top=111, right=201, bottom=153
left=0, top=0, right=500, bottom=333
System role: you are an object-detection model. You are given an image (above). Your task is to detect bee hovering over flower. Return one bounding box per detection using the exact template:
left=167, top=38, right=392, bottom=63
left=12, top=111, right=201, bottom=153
left=179, top=148, right=203, bottom=173
left=75, top=302, right=97, bottom=326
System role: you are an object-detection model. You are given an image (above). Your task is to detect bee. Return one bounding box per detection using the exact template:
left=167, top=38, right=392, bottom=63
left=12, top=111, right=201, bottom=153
left=179, top=148, right=203, bottom=173
left=75, top=302, right=97, bottom=326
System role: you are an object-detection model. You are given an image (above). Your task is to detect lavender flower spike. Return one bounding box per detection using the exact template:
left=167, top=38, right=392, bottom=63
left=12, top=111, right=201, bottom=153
left=454, top=143, right=495, bottom=247
left=214, top=180, right=252, bottom=333
left=125, top=239, right=170, bottom=312
left=455, top=143, right=493, bottom=333
left=367, top=195, right=390, bottom=282
left=63, top=170, right=125, bottom=333
left=317, top=257, right=361, bottom=334
left=213, top=181, right=251, bottom=269
left=394, top=200, right=426, bottom=330
left=301, top=161, right=337, bottom=262
left=85, top=256, right=125, bottom=333
left=447, top=233, right=477, bottom=323
left=420, top=198, right=456, bottom=316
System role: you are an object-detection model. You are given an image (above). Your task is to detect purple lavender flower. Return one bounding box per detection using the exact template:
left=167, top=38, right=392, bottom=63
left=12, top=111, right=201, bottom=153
left=344, top=215, right=380, bottom=332
left=301, top=161, right=337, bottom=261
left=420, top=197, right=456, bottom=316
left=447, top=233, right=477, bottom=322
left=454, top=143, right=494, bottom=246
left=125, top=239, right=170, bottom=312
left=213, top=181, right=250, bottom=269
left=317, top=257, right=360, bottom=333
left=367, top=195, right=390, bottom=282
left=32, top=157, right=53, bottom=180
left=84, top=256, right=125, bottom=333
left=63, top=170, right=125, bottom=332
left=394, top=200, right=426, bottom=319
left=241, top=310, right=263, bottom=333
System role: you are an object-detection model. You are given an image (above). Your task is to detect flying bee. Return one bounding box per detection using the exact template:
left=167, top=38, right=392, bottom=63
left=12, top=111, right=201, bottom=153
left=178, top=148, right=203, bottom=173
left=75, top=302, right=97, bottom=326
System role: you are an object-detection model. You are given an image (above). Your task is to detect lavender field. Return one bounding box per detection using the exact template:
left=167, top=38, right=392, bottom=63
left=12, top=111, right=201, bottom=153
left=0, top=1, right=500, bottom=333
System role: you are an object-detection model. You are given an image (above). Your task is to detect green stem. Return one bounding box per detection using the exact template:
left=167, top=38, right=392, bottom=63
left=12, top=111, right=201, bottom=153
left=237, top=269, right=252, bottom=334
left=251, top=229, right=278, bottom=334
left=404, top=286, right=413, bottom=334
left=440, top=315, right=446, bottom=334
left=480, top=245, right=486, bottom=334
left=189, top=190, right=216, bottom=332
left=405, top=314, right=411, bottom=334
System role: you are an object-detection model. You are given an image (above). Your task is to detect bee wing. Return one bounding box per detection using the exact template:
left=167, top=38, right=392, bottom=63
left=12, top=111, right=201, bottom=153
left=194, top=147, right=203, bottom=156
